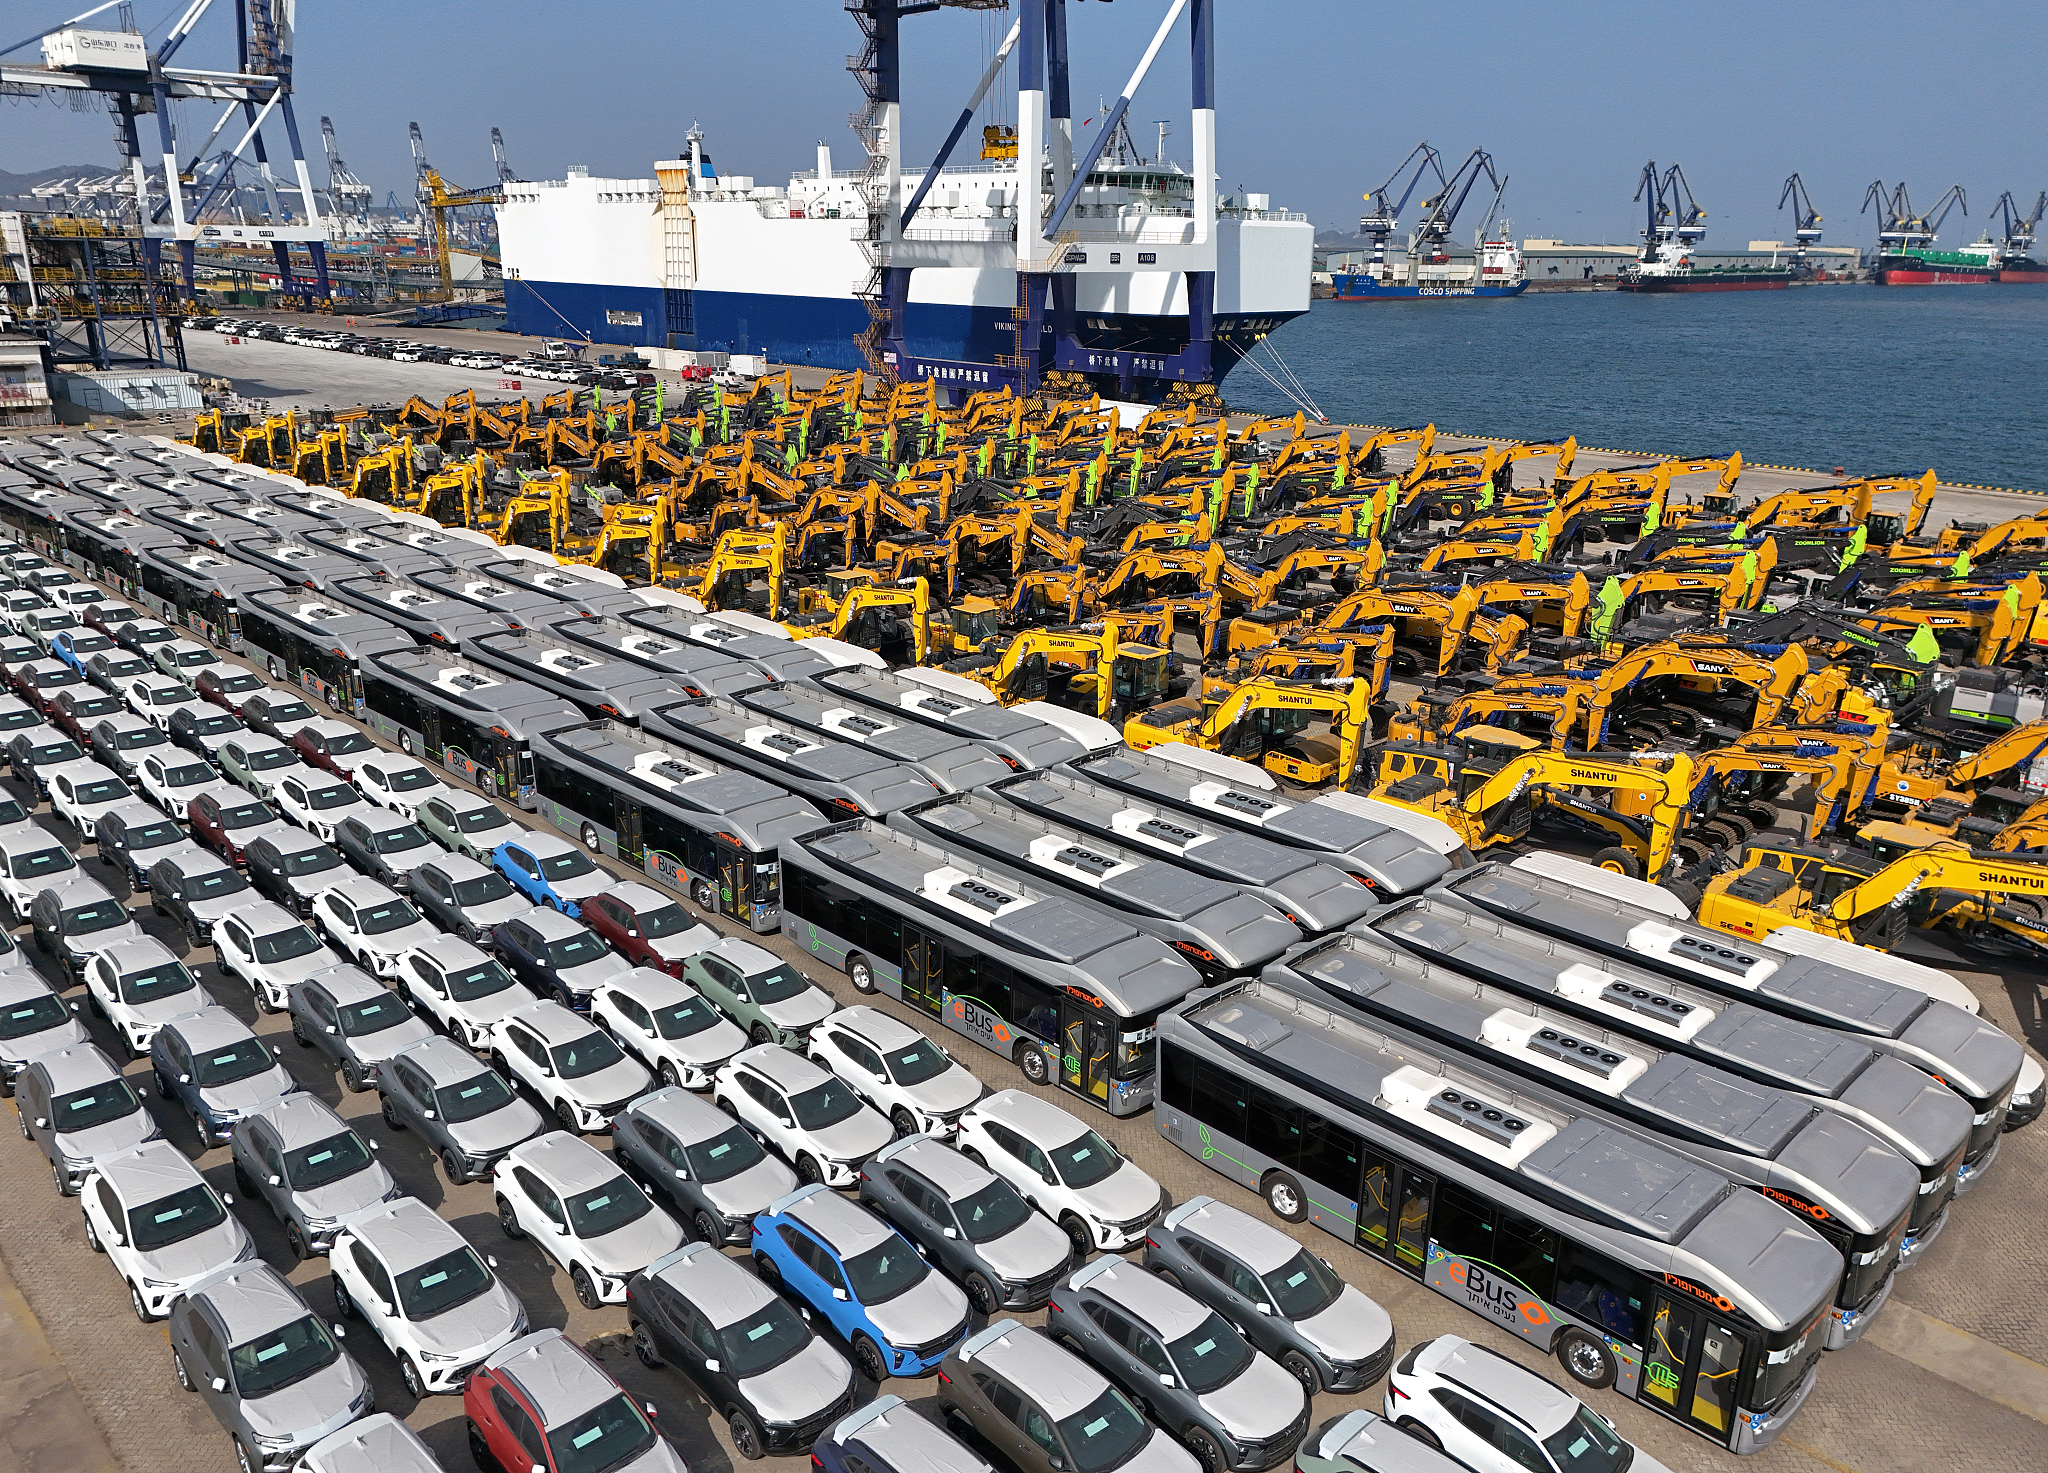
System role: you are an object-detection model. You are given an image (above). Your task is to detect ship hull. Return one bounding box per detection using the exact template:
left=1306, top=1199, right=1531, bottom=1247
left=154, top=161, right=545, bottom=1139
left=1874, top=253, right=1997, bottom=285
left=1997, top=260, right=2048, bottom=283
left=1618, top=271, right=1793, bottom=293
left=1328, top=274, right=1527, bottom=300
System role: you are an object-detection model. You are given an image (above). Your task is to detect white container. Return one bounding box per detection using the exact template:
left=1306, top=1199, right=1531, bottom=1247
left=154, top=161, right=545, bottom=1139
left=52, top=369, right=201, bottom=416
left=727, top=353, right=767, bottom=377
left=42, top=28, right=149, bottom=70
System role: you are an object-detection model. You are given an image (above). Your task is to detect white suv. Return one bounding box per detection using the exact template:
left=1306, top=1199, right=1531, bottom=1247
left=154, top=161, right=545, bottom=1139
left=83, top=938, right=211, bottom=1058
left=955, top=1089, right=1164, bottom=1259
left=393, top=935, right=535, bottom=1050
left=80, top=1139, right=257, bottom=1321
left=809, top=1005, right=980, bottom=1139
left=312, top=876, right=439, bottom=977
left=492, top=1131, right=683, bottom=1308
left=212, top=901, right=347, bottom=1014
left=587, top=966, right=747, bottom=1091
left=1386, top=1336, right=1676, bottom=1473
left=712, top=1043, right=894, bottom=1188
left=486, top=997, right=652, bottom=1135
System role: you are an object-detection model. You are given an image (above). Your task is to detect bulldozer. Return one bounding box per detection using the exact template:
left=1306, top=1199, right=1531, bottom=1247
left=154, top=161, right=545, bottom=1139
left=1124, top=675, right=1373, bottom=787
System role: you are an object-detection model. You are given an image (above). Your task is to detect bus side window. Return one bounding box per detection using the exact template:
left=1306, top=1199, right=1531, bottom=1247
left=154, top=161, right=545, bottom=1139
left=1010, top=975, right=1060, bottom=1044
left=1553, top=1241, right=1648, bottom=1345
left=368, top=676, right=426, bottom=735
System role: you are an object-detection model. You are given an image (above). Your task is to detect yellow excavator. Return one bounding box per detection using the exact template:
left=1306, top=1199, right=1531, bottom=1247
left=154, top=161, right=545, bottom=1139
left=784, top=573, right=930, bottom=665
left=944, top=624, right=1171, bottom=724
left=686, top=525, right=788, bottom=612
left=1868, top=719, right=2048, bottom=823
left=1124, top=675, right=1373, bottom=786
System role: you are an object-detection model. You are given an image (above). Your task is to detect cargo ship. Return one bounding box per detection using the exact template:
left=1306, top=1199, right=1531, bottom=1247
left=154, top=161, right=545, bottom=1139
left=1329, top=233, right=1527, bottom=299
left=1618, top=255, right=1794, bottom=292
left=1618, top=160, right=1792, bottom=293
left=1873, top=244, right=1998, bottom=286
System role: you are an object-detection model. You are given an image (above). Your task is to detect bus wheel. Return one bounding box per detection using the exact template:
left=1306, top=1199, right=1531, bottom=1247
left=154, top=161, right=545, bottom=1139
left=266, top=657, right=282, bottom=680
left=1015, top=1041, right=1050, bottom=1087
left=847, top=956, right=876, bottom=995
left=1262, top=1171, right=1309, bottom=1223
left=1554, top=1328, right=1617, bottom=1390
left=579, top=823, right=601, bottom=853
left=691, top=879, right=717, bottom=914
left=398, top=730, right=415, bottom=756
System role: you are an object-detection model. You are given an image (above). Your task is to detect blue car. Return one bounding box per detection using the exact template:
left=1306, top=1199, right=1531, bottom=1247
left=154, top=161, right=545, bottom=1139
left=751, top=1184, right=971, bottom=1384
left=489, top=832, right=612, bottom=917
left=148, top=1004, right=298, bottom=1149
left=50, top=628, right=117, bottom=677
left=815, top=1395, right=990, bottom=1473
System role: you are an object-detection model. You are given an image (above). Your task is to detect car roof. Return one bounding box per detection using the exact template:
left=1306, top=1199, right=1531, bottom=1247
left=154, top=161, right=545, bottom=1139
left=736, top=1043, right=832, bottom=1092
left=958, top=1319, right=1106, bottom=1416
left=301, top=718, right=358, bottom=737
left=249, top=826, right=330, bottom=856
left=88, top=936, right=177, bottom=971
left=506, top=1130, right=619, bottom=1193
left=246, top=1090, right=353, bottom=1151
left=94, top=1136, right=206, bottom=1201
left=704, top=935, right=780, bottom=973
left=972, top=1089, right=1087, bottom=1148
left=834, top=1394, right=993, bottom=1473
left=486, top=1329, right=617, bottom=1428
left=301, top=964, right=386, bottom=1005
left=407, top=933, right=495, bottom=968
left=161, top=847, right=234, bottom=876
left=42, top=874, right=123, bottom=908
left=1069, top=1257, right=1209, bottom=1340
left=225, top=731, right=293, bottom=751
left=0, top=827, right=66, bottom=856
left=1418, top=1336, right=1579, bottom=1437
left=645, top=1240, right=777, bottom=1327
left=1311, top=1411, right=1460, bottom=1473
left=300, top=770, right=362, bottom=791
left=620, top=1084, right=732, bottom=1144
left=1161, top=1196, right=1300, bottom=1276
left=340, top=1196, right=465, bottom=1275
left=824, top=1005, right=922, bottom=1052
left=431, top=787, right=501, bottom=813
left=296, top=1413, right=442, bottom=1473
left=320, top=875, right=401, bottom=904
left=221, top=899, right=303, bottom=933
left=603, top=881, right=671, bottom=912
left=518, top=908, right=588, bottom=941
left=504, top=830, right=575, bottom=856
left=29, top=1042, right=122, bottom=1094
left=422, top=852, right=492, bottom=882
left=392, top=1033, right=492, bottom=1085
left=361, top=750, right=432, bottom=774
left=772, top=1183, right=893, bottom=1257
left=188, top=1261, right=306, bottom=1341
left=504, top=997, right=597, bottom=1044
left=162, top=1004, right=260, bottom=1052
left=92, top=712, right=156, bottom=732
left=872, top=1135, right=993, bottom=1200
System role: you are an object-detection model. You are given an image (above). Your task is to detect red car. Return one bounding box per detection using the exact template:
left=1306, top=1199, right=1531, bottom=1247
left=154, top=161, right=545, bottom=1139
left=80, top=602, right=144, bottom=637
left=464, top=1329, right=676, bottom=1473
left=293, top=718, right=377, bottom=781
left=15, top=658, right=83, bottom=715
left=194, top=666, right=268, bottom=715
left=186, top=786, right=287, bottom=866
left=578, top=882, right=719, bottom=976
left=52, top=688, right=125, bottom=743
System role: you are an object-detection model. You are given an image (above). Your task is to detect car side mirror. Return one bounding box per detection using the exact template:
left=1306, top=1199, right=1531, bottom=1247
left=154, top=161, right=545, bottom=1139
left=368, top=1140, right=381, bottom=1151
left=1159, top=1373, right=1175, bottom=1387
left=777, top=1115, right=793, bottom=1129
left=33, top=1117, right=46, bottom=1129
left=673, top=1166, right=689, bottom=1180
left=832, top=1287, right=849, bottom=1301
left=68, top=1001, right=78, bottom=1013
left=178, top=1074, right=191, bottom=1084
left=422, top=1110, right=436, bottom=1121
left=1041, top=1170, right=1056, bottom=1185
left=702, top=1358, right=720, bottom=1373
left=942, top=1226, right=958, bottom=1240
left=1255, top=1302, right=1272, bottom=1314
left=210, top=1376, right=227, bottom=1393
left=267, top=1175, right=281, bottom=1187
left=324, top=1024, right=337, bottom=1034
left=1049, top=1460, right=1064, bottom=1470
left=331, top=1323, right=346, bottom=1338
left=221, top=1193, right=234, bottom=1205
left=625, top=929, right=639, bottom=939
left=532, top=1464, right=547, bottom=1473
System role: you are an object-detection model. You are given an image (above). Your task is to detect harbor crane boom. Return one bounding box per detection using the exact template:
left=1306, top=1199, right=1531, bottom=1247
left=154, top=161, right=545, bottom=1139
left=1412, top=148, right=1502, bottom=261
left=1360, top=142, right=1445, bottom=266
left=1777, top=172, right=1823, bottom=261
left=1863, top=181, right=1965, bottom=249
left=1990, top=190, right=2045, bottom=257
left=320, top=116, right=372, bottom=219
left=492, top=127, right=520, bottom=185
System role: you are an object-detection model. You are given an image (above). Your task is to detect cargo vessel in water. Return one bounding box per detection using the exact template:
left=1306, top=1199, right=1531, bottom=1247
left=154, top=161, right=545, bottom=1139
left=1334, top=141, right=1527, bottom=299
left=1864, top=181, right=1996, bottom=285
left=1619, top=160, right=1792, bottom=293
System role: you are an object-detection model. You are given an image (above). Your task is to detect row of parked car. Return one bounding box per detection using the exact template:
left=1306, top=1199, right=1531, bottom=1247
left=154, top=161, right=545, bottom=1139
left=0, top=543, right=1673, bottom=1473
left=197, top=318, right=655, bottom=391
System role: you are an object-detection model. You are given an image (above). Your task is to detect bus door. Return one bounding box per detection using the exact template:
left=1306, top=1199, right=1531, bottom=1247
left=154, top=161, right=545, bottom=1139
left=1357, top=1151, right=1435, bottom=1277
left=718, top=841, right=749, bottom=926
left=1059, top=999, right=1112, bottom=1105
left=614, top=797, right=644, bottom=867
left=899, top=925, right=944, bottom=1014
left=1640, top=1296, right=1747, bottom=1442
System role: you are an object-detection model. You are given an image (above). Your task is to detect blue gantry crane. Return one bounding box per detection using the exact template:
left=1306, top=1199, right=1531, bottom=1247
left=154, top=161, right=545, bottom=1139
left=1777, top=173, right=1824, bottom=265
left=1359, top=142, right=1445, bottom=267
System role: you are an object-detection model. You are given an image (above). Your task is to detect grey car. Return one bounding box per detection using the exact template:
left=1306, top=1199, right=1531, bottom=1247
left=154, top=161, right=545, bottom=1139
left=16, top=1042, right=160, bottom=1194
left=89, top=711, right=171, bottom=779
left=375, top=1033, right=545, bottom=1185
left=1047, top=1255, right=1309, bottom=1473
left=1143, top=1196, right=1395, bottom=1394
left=97, top=802, right=203, bottom=892
left=333, top=814, right=437, bottom=894
left=1294, top=1412, right=1473, bottom=1473
left=150, top=1004, right=299, bottom=1150
left=0, top=967, right=89, bottom=1092
left=7, top=726, right=86, bottom=799
left=613, top=1085, right=797, bottom=1246
left=167, top=1261, right=374, bottom=1473
left=220, top=733, right=306, bottom=800
left=230, top=1093, right=399, bottom=1260
left=288, top=965, right=437, bottom=1094
left=626, top=1239, right=855, bottom=1459
left=406, top=852, right=535, bottom=944
left=862, top=1134, right=1072, bottom=1314
left=88, top=648, right=154, bottom=693
left=416, top=789, right=521, bottom=861
left=149, top=848, right=256, bottom=950
left=32, top=874, right=148, bottom=985
left=243, top=829, right=349, bottom=918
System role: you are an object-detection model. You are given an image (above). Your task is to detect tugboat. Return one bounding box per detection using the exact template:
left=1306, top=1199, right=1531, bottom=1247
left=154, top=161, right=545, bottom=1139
left=1619, top=161, right=1792, bottom=293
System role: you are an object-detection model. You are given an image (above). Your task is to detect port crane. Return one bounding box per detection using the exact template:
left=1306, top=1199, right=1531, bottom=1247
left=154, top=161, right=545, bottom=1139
left=1634, top=161, right=1708, bottom=263
left=1862, top=181, right=1966, bottom=251
left=1410, top=149, right=1503, bottom=263
left=492, top=128, right=520, bottom=186
left=1988, top=190, right=2045, bottom=263
left=1777, top=173, right=1823, bottom=264
left=321, top=117, right=373, bottom=221
left=1359, top=142, right=1445, bottom=267
left=409, top=121, right=505, bottom=302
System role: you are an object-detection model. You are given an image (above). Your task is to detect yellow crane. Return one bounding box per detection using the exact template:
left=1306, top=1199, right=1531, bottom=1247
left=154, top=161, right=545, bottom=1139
left=411, top=125, right=505, bottom=302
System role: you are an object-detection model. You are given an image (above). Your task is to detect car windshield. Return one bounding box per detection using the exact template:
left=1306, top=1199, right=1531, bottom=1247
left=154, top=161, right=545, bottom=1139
left=12, top=848, right=75, bottom=880
left=147, top=687, right=191, bottom=707
left=325, top=730, right=373, bottom=755
left=193, top=1035, right=274, bottom=1085
left=262, top=701, right=315, bottom=725
left=252, top=926, right=323, bottom=964
left=1048, top=1130, right=1123, bottom=1190
left=164, top=761, right=213, bottom=787
left=687, top=1123, right=767, bottom=1183
left=73, top=776, right=132, bottom=805
left=385, top=767, right=439, bottom=792
left=955, top=1177, right=1033, bottom=1243
left=746, top=967, right=812, bottom=1005
left=189, top=714, right=239, bottom=736
left=129, top=1183, right=227, bottom=1251
left=114, top=728, right=165, bottom=750
left=99, top=658, right=149, bottom=680
left=29, top=741, right=83, bottom=765
left=307, top=784, right=361, bottom=810
left=245, top=746, right=298, bottom=771
left=118, top=959, right=195, bottom=1002
left=218, top=800, right=275, bottom=829
left=69, top=635, right=114, bottom=654
left=284, top=1130, right=373, bottom=1190
left=1166, top=1311, right=1254, bottom=1394
left=338, top=994, right=411, bottom=1037
left=123, top=818, right=183, bottom=851
left=652, top=995, right=723, bottom=1040
left=175, top=650, right=217, bottom=669
left=537, top=849, right=597, bottom=881
left=69, top=698, right=124, bottom=721
left=357, top=899, right=422, bottom=935
left=843, top=1235, right=930, bottom=1304
left=450, top=871, right=516, bottom=907
left=187, top=870, right=251, bottom=899
left=371, top=825, right=430, bottom=855
left=1542, top=1406, right=1633, bottom=1473
left=50, top=1077, right=139, bottom=1130
left=0, top=992, right=68, bottom=1039
left=230, top=1314, right=340, bottom=1399
left=0, top=707, right=35, bottom=730
left=788, top=1077, right=864, bottom=1131
left=394, top=1244, right=493, bottom=1319
left=544, top=932, right=611, bottom=970
left=438, top=1069, right=518, bottom=1122
left=1261, top=1248, right=1343, bottom=1319
left=884, top=1038, right=953, bottom=1086
left=545, top=1392, right=657, bottom=1473
left=61, top=900, right=129, bottom=935
left=214, top=673, right=264, bottom=694
left=716, top=1298, right=810, bottom=1378
left=551, top=1029, right=627, bottom=1079
left=457, top=805, right=513, bottom=834
left=633, top=902, right=695, bottom=939
left=564, top=1174, right=652, bottom=1237
left=0, top=797, right=23, bottom=825
left=444, top=958, right=518, bottom=1003
left=130, top=627, right=174, bottom=646
left=1056, top=1387, right=1150, bottom=1473
left=279, top=845, right=344, bottom=878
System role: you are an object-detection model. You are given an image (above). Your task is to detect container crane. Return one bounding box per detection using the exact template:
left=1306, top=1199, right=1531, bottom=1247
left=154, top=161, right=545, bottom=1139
left=1777, top=172, right=1823, bottom=264
left=1410, top=148, right=1502, bottom=263
left=409, top=121, right=504, bottom=302
left=320, top=116, right=372, bottom=220
left=1988, top=190, right=2045, bottom=270
left=492, top=128, right=520, bottom=185
left=1359, top=142, right=1444, bottom=267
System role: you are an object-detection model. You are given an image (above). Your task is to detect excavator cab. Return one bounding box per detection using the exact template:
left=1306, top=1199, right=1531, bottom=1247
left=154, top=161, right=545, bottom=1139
left=1108, top=646, right=1171, bottom=722
left=948, top=596, right=1001, bottom=653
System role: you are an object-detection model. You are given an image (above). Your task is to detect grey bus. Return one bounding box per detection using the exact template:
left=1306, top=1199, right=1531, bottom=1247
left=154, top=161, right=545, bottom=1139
left=1353, top=894, right=1971, bottom=1263
left=1432, top=864, right=2025, bottom=1178
left=816, top=667, right=1095, bottom=772
left=546, top=615, right=764, bottom=699
left=360, top=645, right=585, bottom=809
left=1269, top=930, right=1915, bottom=1350
left=137, top=545, right=285, bottom=652
left=730, top=682, right=1016, bottom=794
left=465, top=628, right=703, bottom=721
left=1157, top=978, right=1840, bottom=1454
left=60, top=511, right=186, bottom=601
left=0, top=487, right=106, bottom=562
left=640, top=696, right=942, bottom=821
left=324, top=576, right=513, bottom=649
left=227, top=537, right=367, bottom=593
left=783, top=817, right=1203, bottom=1115
left=238, top=588, right=416, bottom=714
left=621, top=605, right=869, bottom=686
left=889, top=790, right=1303, bottom=981
left=531, top=720, right=820, bottom=933
left=301, top=526, right=462, bottom=580
left=406, top=566, right=592, bottom=629
left=470, top=558, right=654, bottom=619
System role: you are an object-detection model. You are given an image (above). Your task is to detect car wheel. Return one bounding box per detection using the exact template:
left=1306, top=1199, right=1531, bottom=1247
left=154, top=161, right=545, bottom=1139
left=578, top=822, right=601, bottom=853
left=399, top=1354, right=425, bottom=1400
left=340, top=1059, right=367, bottom=1094
left=1015, top=1040, right=1050, bottom=1087
left=852, top=1333, right=889, bottom=1385
left=964, top=1272, right=998, bottom=1317
left=381, top=1096, right=405, bottom=1131
left=468, top=1420, right=497, bottom=1473
left=693, top=1209, right=722, bottom=1245
left=333, top=1275, right=356, bottom=1319
left=848, top=955, right=876, bottom=995
left=285, top=1221, right=309, bottom=1262
left=890, top=1107, right=917, bottom=1139
left=571, top=1264, right=602, bottom=1310
left=1555, top=1327, right=1618, bottom=1390
left=555, top=1098, right=582, bottom=1134
left=189, top=1108, right=215, bottom=1152
left=497, top=1196, right=525, bottom=1239
left=250, top=988, right=277, bottom=1016
left=173, top=1347, right=194, bottom=1391
left=753, top=1253, right=783, bottom=1289
left=441, top=1148, right=472, bottom=1186
left=1184, top=1427, right=1227, bottom=1473
left=657, top=1059, right=682, bottom=1090
left=290, top=1014, right=314, bottom=1047
left=182, top=921, right=202, bottom=954
left=1280, top=1350, right=1321, bottom=1393
left=15, top=1109, right=28, bottom=1141
left=48, top=1157, right=70, bottom=1196
left=729, top=1410, right=766, bottom=1462
left=84, top=1214, right=103, bottom=1253
left=631, top=1319, right=664, bottom=1369
left=131, top=1280, right=155, bottom=1322
left=795, top=1154, right=823, bottom=1186
left=690, top=879, right=717, bottom=915
left=1058, top=1213, right=1093, bottom=1261
left=1395, top=1418, right=1441, bottom=1450
left=750, top=1022, right=774, bottom=1047
left=1262, top=1170, right=1309, bottom=1223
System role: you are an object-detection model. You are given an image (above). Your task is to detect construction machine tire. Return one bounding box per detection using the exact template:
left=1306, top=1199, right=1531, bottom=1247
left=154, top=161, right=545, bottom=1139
left=1591, top=847, right=1644, bottom=880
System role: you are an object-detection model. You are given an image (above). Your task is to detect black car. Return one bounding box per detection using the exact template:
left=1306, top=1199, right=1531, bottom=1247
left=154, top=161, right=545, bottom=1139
left=30, top=875, right=144, bottom=984
left=146, top=849, right=254, bottom=950
left=239, top=690, right=320, bottom=741
left=169, top=704, right=245, bottom=762
left=86, top=649, right=153, bottom=693
left=6, top=729, right=85, bottom=798
left=113, top=620, right=178, bottom=658
left=333, top=814, right=436, bottom=893
left=243, top=830, right=349, bottom=917
left=88, top=713, right=171, bottom=780
left=97, top=803, right=200, bottom=892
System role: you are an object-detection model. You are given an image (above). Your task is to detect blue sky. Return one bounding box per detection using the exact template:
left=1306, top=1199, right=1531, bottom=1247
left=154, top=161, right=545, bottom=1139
left=8, top=0, right=2046, bottom=250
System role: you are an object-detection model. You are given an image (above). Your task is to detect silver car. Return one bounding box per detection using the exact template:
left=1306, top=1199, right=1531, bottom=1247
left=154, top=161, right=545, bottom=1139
left=376, top=1034, right=545, bottom=1186
left=15, top=1042, right=161, bottom=1195
left=861, top=1134, right=1072, bottom=1314
left=0, top=967, right=89, bottom=1089
left=406, top=852, right=536, bottom=945
left=167, top=1261, right=373, bottom=1473
left=294, top=1412, right=442, bottom=1473
left=231, top=1093, right=398, bottom=1261
left=288, top=965, right=437, bottom=1094
left=214, top=901, right=349, bottom=1015
left=613, top=1086, right=797, bottom=1246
